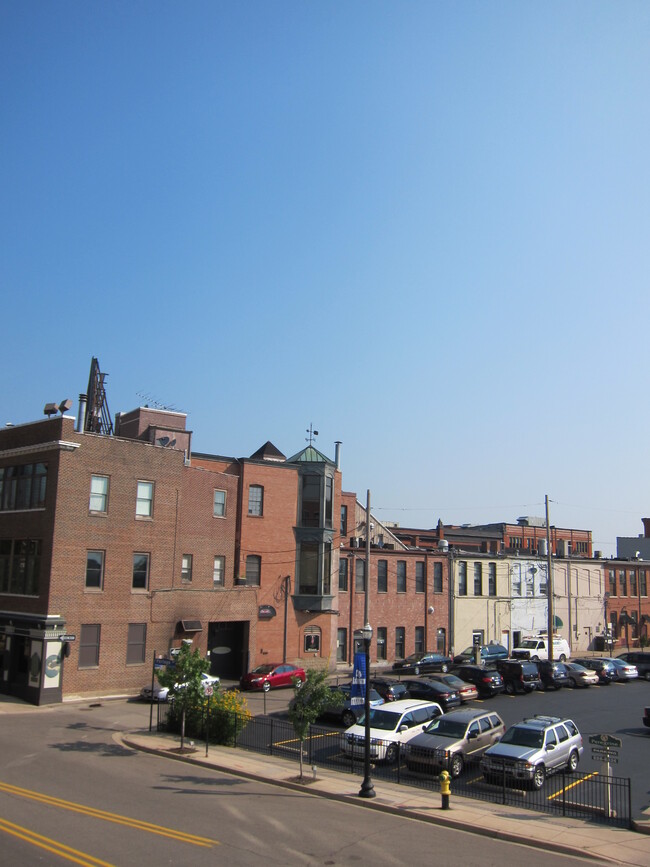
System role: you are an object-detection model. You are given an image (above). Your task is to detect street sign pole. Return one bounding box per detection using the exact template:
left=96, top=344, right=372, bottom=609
left=589, top=734, right=622, bottom=819
left=149, top=649, right=157, bottom=733
left=204, top=684, right=214, bottom=757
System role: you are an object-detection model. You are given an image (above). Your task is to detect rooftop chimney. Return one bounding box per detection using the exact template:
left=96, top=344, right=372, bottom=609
left=643, top=518, right=650, bottom=538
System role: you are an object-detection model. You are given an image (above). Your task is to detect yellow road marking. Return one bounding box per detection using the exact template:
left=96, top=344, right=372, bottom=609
left=547, top=771, right=599, bottom=800
left=0, top=781, right=218, bottom=848
left=0, top=816, right=116, bottom=867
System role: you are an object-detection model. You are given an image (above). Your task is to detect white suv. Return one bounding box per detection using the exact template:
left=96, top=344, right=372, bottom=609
left=342, top=699, right=443, bottom=763
left=481, top=714, right=583, bottom=789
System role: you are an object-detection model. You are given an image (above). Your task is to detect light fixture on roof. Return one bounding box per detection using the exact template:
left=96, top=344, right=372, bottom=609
left=43, top=399, right=73, bottom=418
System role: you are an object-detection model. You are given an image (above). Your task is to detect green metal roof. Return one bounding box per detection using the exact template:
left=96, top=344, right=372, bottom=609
left=287, top=445, right=333, bottom=464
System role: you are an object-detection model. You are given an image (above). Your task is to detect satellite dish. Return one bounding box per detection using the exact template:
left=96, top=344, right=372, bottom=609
left=156, top=436, right=170, bottom=447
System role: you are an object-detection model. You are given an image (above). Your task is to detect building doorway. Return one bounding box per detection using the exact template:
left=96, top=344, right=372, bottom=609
left=208, top=621, right=249, bottom=680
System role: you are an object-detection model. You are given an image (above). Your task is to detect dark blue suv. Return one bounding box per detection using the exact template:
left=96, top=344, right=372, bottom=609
left=453, top=643, right=509, bottom=665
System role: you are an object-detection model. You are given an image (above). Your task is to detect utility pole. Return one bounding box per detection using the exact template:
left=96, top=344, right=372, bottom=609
left=545, top=495, right=555, bottom=664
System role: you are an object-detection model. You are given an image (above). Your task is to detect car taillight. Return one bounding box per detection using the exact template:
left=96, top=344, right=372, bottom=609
left=481, top=676, right=492, bottom=683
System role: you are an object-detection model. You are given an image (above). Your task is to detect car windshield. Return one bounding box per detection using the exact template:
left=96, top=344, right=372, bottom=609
left=363, top=709, right=404, bottom=731
left=500, top=726, right=544, bottom=748
left=251, top=665, right=275, bottom=674
left=423, top=718, right=467, bottom=738
left=442, top=676, right=463, bottom=688
left=518, top=640, right=538, bottom=649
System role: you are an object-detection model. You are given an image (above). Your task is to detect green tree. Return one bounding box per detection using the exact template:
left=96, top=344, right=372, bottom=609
left=287, top=669, right=343, bottom=780
left=156, top=644, right=210, bottom=750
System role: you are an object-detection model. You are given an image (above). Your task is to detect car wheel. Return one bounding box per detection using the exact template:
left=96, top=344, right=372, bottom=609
left=531, top=655, right=539, bottom=661
left=441, top=663, right=449, bottom=673
left=341, top=710, right=356, bottom=728
left=559, top=654, right=567, bottom=662
left=294, top=678, right=303, bottom=689
left=262, top=681, right=271, bottom=692
left=567, top=750, right=579, bottom=773
left=450, top=753, right=464, bottom=778
left=505, top=681, right=515, bottom=695
left=532, top=765, right=546, bottom=790
left=645, top=671, right=650, bottom=682
left=385, top=743, right=398, bottom=764
left=413, top=666, right=420, bottom=675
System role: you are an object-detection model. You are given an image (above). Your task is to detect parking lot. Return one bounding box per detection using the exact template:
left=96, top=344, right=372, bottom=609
left=243, top=672, right=650, bottom=821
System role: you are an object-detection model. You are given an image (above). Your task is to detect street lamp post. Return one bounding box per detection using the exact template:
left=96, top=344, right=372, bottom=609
left=358, top=621, right=375, bottom=799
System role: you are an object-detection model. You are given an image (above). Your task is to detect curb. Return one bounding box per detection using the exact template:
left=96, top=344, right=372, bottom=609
left=121, top=734, right=614, bottom=864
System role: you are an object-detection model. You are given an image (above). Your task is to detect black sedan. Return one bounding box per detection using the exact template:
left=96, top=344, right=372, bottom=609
left=400, top=678, right=461, bottom=710
left=391, top=652, right=452, bottom=675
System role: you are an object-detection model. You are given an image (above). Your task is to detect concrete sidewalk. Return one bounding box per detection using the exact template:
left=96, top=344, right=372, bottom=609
left=120, top=729, right=650, bottom=867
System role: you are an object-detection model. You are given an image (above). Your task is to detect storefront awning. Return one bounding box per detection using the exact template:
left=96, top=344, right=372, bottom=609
left=553, top=615, right=563, bottom=628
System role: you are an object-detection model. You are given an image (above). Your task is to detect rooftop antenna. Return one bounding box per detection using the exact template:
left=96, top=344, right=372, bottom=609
left=306, top=423, right=319, bottom=446
left=136, top=391, right=178, bottom=412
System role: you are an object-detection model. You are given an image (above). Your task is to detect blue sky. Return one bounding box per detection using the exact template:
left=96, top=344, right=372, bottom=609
left=2, top=2, right=649, bottom=555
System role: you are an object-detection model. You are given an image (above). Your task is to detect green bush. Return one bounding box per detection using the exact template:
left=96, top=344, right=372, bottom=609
left=165, top=688, right=252, bottom=745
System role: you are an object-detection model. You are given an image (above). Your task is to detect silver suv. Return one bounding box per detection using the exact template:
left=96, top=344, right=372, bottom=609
left=406, top=708, right=505, bottom=778
left=480, top=714, right=583, bottom=790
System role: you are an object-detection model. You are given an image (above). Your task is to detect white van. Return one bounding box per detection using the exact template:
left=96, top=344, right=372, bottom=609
left=512, top=635, right=571, bottom=662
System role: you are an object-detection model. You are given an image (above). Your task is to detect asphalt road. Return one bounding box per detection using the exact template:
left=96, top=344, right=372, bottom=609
left=0, top=701, right=595, bottom=867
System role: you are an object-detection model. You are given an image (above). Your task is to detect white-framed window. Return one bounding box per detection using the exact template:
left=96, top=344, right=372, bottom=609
left=136, top=481, right=154, bottom=517
left=181, top=554, right=193, bottom=583
left=86, top=550, right=104, bottom=590
left=132, top=553, right=150, bottom=590
left=89, top=475, right=109, bottom=513
left=213, top=556, right=225, bottom=587
left=213, top=490, right=226, bottom=517
left=248, top=485, right=264, bottom=516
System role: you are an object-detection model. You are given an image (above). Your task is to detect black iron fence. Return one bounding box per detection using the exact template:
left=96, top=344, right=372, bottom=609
left=157, top=707, right=631, bottom=829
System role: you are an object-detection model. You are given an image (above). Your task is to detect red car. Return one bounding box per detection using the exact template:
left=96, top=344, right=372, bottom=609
left=240, top=663, right=306, bottom=692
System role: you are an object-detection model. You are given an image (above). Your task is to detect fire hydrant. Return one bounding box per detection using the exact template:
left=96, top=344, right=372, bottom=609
left=439, top=769, right=451, bottom=810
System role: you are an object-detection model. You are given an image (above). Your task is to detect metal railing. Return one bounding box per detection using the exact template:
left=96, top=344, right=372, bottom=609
left=157, top=707, right=632, bottom=828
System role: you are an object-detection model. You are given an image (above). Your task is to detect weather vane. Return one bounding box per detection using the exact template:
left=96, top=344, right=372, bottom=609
left=306, top=423, right=319, bottom=445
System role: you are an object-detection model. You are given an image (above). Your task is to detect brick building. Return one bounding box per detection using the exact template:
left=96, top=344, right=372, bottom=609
left=393, top=516, right=593, bottom=558
left=337, top=493, right=450, bottom=665
left=0, top=385, right=455, bottom=704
